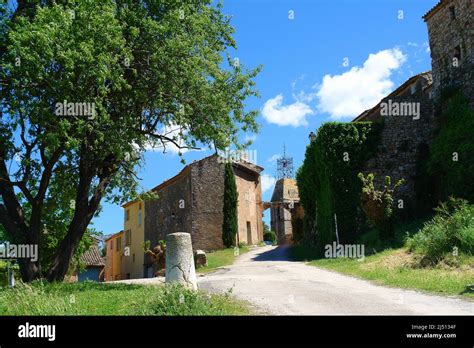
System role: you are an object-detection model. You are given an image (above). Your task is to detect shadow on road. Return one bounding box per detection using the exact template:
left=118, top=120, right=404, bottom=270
left=252, top=246, right=296, bottom=262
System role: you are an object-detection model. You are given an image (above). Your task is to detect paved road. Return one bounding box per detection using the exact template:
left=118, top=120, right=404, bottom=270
left=198, top=245, right=474, bottom=315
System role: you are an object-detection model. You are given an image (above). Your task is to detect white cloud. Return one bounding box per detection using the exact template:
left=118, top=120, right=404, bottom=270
left=261, top=174, right=276, bottom=194
left=267, top=154, right=280, bottom=164
left=262, top=94, right=313, bottom=127
left=316, top=48, right=407, bottom=119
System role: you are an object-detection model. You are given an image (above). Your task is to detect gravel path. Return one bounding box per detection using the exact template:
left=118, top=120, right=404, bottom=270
left=198, top=245, right=474, bottom=315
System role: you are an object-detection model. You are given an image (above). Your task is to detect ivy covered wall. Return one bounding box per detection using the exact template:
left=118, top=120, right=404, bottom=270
left=296, top=122, right=380, bottom=255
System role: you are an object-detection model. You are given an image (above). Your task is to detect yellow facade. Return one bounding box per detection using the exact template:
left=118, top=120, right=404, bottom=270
left=105, top=231, right=124, bottom=281
left=121, top=200, right=145, bottom=279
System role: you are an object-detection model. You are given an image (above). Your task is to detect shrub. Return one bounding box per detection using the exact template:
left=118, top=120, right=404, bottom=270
left=358, top=173, right=404, bottom=239
left=406, top=197, right=474, bottom=265
left=263, top=231, right=277, bottom=244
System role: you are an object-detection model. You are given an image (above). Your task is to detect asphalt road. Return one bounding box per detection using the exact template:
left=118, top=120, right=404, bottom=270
left=198, top=245, right=474, bottom=315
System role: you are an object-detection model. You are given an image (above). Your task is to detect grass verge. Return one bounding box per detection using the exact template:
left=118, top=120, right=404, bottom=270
left=292, top=245, right=474, bottom=299
left=0, top=281, right=252, bottom=315
left=196, top=246, right=249, bottom=274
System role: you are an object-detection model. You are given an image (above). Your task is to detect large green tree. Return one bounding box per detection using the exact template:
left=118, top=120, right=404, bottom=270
left=222, top=162, right=238, bottom=247
left=0, top=0, right=260, bottom=281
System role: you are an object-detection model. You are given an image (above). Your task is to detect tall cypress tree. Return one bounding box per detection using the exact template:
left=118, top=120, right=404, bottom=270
left=222, top=162, right=239, bottom=247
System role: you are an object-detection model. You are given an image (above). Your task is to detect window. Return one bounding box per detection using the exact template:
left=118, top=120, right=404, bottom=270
left=449, top=6, right=455, bottom=20
left=125, top=209, right=130, bottom=221
left=138, top=212, right=142, bottom=227
left=139, top=203, right=142, bottom=210
left=125, top=229, right=131, bottom=246
left=110, top=241, right=113, bottom=250
left=410, top=83, right=417, bottom=95
left=116, top=236, right=122, bottom=251
left=133, top=254, right=136, bottom=263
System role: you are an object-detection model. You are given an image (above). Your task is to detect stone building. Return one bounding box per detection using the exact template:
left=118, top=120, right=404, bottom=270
left=352, top=0, right=473, bottom=209
left=120, top=154, right=264, bottom=279
left=353, top=72, right=435, bottom=205
left=267, top=178, right=304, bottom=245
left=423, top=0, right=473, bottom=102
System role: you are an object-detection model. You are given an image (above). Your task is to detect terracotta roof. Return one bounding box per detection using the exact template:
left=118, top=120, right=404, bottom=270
left=352, top=71, right=432, bottom=123
left=80, top=243, right=105, bottom=267
left=423, top=0, right=449, bottom=21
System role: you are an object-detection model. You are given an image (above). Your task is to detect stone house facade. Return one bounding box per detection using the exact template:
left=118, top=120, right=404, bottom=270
left=266, top=178, right=304, bottom=245
left=141, top=154, right=264, bottom=278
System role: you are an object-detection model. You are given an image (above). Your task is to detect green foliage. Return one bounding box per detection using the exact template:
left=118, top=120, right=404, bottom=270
left=263, top=231, right=276, bottom=244
left=358, top=173, right=405, bottom=239
left=222, top=163, right=238, bottom=247
left=0, top=281, right=250, bottom=315
left=262, top=221, right=277, bottom=245
left=296, top=122, right=380, bottom=255
left=237, top=241, right=247, bottom=248
left=406, top=198, right=474, bottom=265
left=427, top=91, right=474, bottom=202
left=0, top=0, right=260, bottom=280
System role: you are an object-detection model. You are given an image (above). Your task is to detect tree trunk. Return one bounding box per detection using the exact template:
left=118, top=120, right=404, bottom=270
left=18, top=258, right=42, bottom=282
left=46, top=221, right=88, bottom=282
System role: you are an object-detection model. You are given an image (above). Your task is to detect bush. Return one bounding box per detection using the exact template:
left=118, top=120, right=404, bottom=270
left=406, top=198, right=474, bottom=265
left=358, top=173, right=405, bottom=239
left=263, top=231, right=277, bottom=245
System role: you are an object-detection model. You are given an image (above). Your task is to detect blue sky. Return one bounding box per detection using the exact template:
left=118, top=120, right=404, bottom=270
left=93, top=0, right=437, bottom=234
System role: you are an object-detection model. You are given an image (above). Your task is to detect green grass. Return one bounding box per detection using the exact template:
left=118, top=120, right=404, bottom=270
left=196, top=246, right=249, bottom=274
left=299, top=247, right=474, bottom=299
left=0, top=281, right=252, bottom=315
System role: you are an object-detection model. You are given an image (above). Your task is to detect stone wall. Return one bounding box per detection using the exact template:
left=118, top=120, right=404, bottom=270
left=190, top=156, right=226, bottom=251
left=425, top=0, right=473, bottom=102
left=144, top=169, right=192, bottom=270
left=234, top=166, right=263, bottom=245
left=361, top=89, right=435, bottom=209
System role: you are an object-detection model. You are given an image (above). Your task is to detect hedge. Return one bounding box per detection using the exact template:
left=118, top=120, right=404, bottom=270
left=296, top=122, right=380, bottom=255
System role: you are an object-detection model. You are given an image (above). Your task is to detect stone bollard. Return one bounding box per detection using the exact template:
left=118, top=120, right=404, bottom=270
left=165, top=232, right=197, bottom=290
